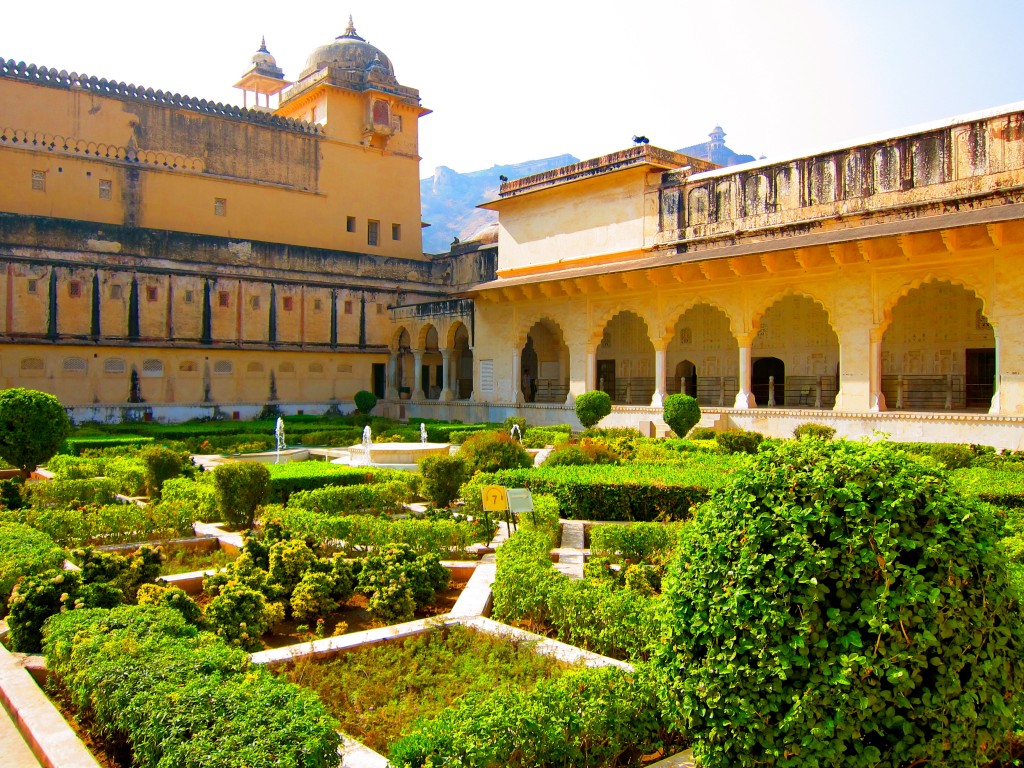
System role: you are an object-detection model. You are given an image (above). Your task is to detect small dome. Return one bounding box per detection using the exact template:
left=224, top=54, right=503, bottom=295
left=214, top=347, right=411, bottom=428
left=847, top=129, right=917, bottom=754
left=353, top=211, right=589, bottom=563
left=252, top=37, right=277, bottom=68
left=300, top=16, right=397, bottom=83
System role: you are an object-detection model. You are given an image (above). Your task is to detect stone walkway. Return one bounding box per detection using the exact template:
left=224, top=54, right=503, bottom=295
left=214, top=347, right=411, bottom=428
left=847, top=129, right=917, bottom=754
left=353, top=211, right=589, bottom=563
left=0, top=706, right=41, bottom=768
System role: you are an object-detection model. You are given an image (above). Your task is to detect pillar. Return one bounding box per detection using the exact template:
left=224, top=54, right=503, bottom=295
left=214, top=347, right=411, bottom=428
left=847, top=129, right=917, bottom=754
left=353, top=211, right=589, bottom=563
left=651, top=346, right=667, bottom=408
left=512, top=348, right=524, bottom=404
left=440, top=349, right=454, bottom=401
left=386, top=350, right=399, bottom=400
left=412, top=348, right=425, bottom=400
left=990, top=329, right=1001, bottom=414
left=734, top=337, right=755, bottom=408
left=585, top=350, right=596, bottom=392
left=869, top=336, right=886, bottom=411
left=559, top=346, right=570, bottom=404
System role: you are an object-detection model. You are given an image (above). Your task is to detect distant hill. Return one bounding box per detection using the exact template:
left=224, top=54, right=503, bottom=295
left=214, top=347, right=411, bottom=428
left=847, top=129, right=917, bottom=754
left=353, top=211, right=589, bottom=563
left=420, top=154, right=577, bottom=254
left=420, top=128, right=755, bottom=255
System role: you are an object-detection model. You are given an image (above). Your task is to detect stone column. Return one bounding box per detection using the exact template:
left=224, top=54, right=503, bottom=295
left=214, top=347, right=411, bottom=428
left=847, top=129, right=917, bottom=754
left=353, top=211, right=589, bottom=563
left=559, top=346, right=570, bottom=404
left=512, top=348, right=524, bottom=404
left=734, top=336, right=755, bottom=408
left=440, top=349, right=454, bottom=401
left=990, top=329, right=1001, bottom=414
left=869, top=335, right=887, bottom=411
left=386, top=350, right=399, bottom=400
left=651, top=346, right=667, bottom=408
left=411, top=348, right=425, bottom=400
left=586, top=350, right=596, bottom=392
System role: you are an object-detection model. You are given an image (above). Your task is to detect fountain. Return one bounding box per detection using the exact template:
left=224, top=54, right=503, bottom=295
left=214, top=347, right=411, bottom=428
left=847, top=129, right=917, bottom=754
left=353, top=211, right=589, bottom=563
left=420, top=423, right=428, bottom=443
left=274, top=417, right=286, bottom=464
left=335, top=423, right=450, bottom=469
left=510, top=424, right=523, bottom=444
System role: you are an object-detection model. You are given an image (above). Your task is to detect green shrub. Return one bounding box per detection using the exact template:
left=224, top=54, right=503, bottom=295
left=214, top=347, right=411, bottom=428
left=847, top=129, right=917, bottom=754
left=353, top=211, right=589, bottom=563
left=458, top=431, right=532, bottom=473
left=517, top=493, right=561, bottom=548
left=574, top=390, right=611, bottom=429
left=25, top=477, right=119, bottom=508
left=205, top=582, right=281, bottom=649
left=0, top=388, right=72, bottom=477
left=522, top=426, right=572, bottom=449
left=161, top=475, right=218, bottom=521
left=266, top=462, right=384, bottom=502
left=0, top=523, right=65, bottom=609
left=793, top=422, right=837, bottom=440
left=0, top=476, right=24, bottom=510
left=898, top=441, right=992, bottom=470
left=103, top=456, right=148, bottom=496
left=42, top=605, right=340, bottom=768
left=654, top=438, right=1024, bottom=767
left=544, top=438, right=620, bottom=467
left=214, top=462, right=271, bottom=528
left=663, top=393, right=701, bottom=437
left=286, top=480, right=408, bottom=516
left=503, top=415, right=528, bottom=435
left=62, top=436, right=156, bottom=456
left=357, top=543, right=449, bottom=623
left=267, top=538, right=319, bottom=597
left=22, top=500, right=193, bottom=547
left=419, top=455, right=471, bottom=508
left=140, top=446, right=188, bottom=498
left=354, top=390, right=378, bottom=414
left=47, top=454, right=106, bottom=479
left=714, top=429, right=764, bottom=454
left=290, top=571, right=339, bottom=621
left=136, top=583, right=202, bottom=625
left=7, top=568, right=82, bottom=651
left=70, top=545, right=163, bottom=602
left=689, top=426, right=717, bottom=440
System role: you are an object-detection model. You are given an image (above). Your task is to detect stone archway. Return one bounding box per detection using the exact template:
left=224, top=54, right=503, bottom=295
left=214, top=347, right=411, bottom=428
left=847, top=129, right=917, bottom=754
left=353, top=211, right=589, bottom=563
left=752, top=295, right=839, bottom=409
left=880, top=280, right=994, bottom=411
left=595, top=311, right=654, bottom=404
left=450, top=322, right=473, bottom=400
left=521, top=318, right=569, bottom=403
left=667, top=303, right=738, bottom=407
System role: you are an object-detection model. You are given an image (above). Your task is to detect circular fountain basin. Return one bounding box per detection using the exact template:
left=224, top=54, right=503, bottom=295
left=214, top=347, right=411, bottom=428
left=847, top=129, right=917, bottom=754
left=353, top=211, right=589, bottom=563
left=334, top=442, right=452, bottom=469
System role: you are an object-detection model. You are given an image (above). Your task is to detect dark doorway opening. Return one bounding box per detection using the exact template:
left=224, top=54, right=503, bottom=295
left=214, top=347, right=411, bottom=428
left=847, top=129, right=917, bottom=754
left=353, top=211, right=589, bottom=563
left=752, top=357, right=785, bottom=407
left=966, top=348, right=995, bottom=409
left=675, top=360, right=697, bottom=398
left=597, top=360, right=616, bottom=400
left=372, top=363, right=386, bottom=400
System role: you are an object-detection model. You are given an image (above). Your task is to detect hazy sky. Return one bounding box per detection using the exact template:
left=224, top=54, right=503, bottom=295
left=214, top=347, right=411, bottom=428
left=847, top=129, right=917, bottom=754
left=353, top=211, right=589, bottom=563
left=2, top=0, right=1021, bottom=177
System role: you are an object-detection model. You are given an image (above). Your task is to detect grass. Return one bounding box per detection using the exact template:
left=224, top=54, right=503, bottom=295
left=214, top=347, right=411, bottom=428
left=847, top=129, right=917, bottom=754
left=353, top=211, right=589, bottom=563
left=281, top=624, right=569, bottom=754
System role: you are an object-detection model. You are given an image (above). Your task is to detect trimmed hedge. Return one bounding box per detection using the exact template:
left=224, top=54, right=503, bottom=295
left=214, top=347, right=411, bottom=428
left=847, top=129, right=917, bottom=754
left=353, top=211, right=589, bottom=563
left=62, top=436, right=155, bottom=456
left=462, top=461, right=738, bottom=522
left=950, top=467, right=1024, bottom=509
left=18, top=501, right=194, bottom=547
left=0, top=522, right=65, bottom=609
left=25, top=477, right=119, bottom=508
left=43, top=605, right=341, bottom=768
left=266, top=462, right=381, bottom=501
left=286, top=481, right=409, bottom=516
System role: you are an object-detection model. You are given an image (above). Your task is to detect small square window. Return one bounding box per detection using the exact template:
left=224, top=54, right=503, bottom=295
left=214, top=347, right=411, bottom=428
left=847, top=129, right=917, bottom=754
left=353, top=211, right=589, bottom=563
left=346, top=216, right=356, bottom=233
left=391, top=223, right=401, bottom=241
left=313, top=298, right=322, bottom=311
left=377, top=302, right=385, bottom=314
left=283, top=296, right=294, bottom=312
left=392, top=114, right=403, bottom=133
left=344, top=300, right=353, bottom=315
left=214, top=198, right=227, bottom=216
left=27, top=279, right=38, bottom=294
left=146, top=286, right=158, bottom=302
left=110, top=284, right=123, bottom=300
left=250, top=296, right=261, bottom=310
left=367, top=220, right=380, bottom=247
left=183, top=290, right=194, bottom=304
left=99, top=179, right=112, bottom=200
left=68, top=281, right=82, bottom=298
left=31, top=171, right=45, bottom=192
left=218, top=291, right=230, bottom=308
left=310, top=106, right=318, bottom=122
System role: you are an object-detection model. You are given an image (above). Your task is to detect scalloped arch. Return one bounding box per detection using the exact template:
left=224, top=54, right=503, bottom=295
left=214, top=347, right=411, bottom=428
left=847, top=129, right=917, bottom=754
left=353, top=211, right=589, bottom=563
left=750, top=288, right=838, bottom=336
left=391, top=325, right=412, bottom=350
left=514, top=313, right=569, bottom=349
left=589, top=305, right=658, bottom=348
left=445, top=319, right=471, bottom=349
left=878, top=275, right=994, bottom=334
left=661, top=298, right=739, bottom=343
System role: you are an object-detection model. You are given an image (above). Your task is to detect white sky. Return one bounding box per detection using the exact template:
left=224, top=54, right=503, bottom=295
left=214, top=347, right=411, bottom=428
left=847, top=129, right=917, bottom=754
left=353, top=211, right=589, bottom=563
left=2, top=0, right=1021, bottom=178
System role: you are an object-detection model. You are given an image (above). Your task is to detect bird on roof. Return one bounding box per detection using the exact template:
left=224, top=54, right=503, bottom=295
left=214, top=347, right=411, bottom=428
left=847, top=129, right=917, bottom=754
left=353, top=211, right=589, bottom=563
left=632, top=135, right=650, bottom=145
left=499, top=174, right=508, bottom=182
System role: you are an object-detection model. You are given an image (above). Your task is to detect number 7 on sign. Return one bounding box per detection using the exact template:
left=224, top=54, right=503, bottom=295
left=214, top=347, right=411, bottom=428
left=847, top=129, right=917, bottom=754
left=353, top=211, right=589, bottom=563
left=481, top=485, right=508, bottom=512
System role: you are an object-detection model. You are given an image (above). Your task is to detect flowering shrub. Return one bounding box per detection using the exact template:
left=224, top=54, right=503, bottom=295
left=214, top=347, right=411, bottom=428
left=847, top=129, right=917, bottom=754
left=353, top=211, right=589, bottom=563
left=458, top=431, right=532, bottom=473
left=204, top=582, right=281, bottom=650
left=0, top=522, right=65, bottom=609
left=357, top=544, right=449, bottom=624
left=136, top=583, right=202, bottom=625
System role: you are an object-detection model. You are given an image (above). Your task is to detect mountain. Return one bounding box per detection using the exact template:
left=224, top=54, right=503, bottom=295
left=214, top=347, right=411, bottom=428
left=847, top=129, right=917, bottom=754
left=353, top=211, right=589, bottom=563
left=420, top=154, right=577, bottom=254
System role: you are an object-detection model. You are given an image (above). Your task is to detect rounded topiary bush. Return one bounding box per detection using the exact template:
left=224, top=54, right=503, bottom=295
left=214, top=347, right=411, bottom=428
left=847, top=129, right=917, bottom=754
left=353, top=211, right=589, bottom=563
left=663, top=394, right=701, bottom=437
left=654, top=438, right=1024, bottom=767
left=793, top=422, right=837, bottom=441
left=457, top=431, right=532, bottom=474
left=353, top=390, right=378, bottom=415
left=574, top=390, right=612, bottom=429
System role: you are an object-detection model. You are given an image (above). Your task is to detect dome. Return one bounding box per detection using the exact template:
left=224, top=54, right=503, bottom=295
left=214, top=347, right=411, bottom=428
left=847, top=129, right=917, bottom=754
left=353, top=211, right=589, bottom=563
left=299, top=16, right=397, bottom=83
left=251, top=37, right=277, bottom=69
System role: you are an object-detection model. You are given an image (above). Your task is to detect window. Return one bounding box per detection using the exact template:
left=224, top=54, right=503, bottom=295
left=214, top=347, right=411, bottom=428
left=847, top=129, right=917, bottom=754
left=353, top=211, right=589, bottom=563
left=20, top=357, right=44, bottom=372
left=391, top=223, right=401, bottom=241
left=99, top=179, right=112, bottom=200
left=367, top=220, right=380, bottom=246
left=110, top=284, right=123, bottom=300
left=279, top=362, right=295, bottom=375
left=213, top=361, right=233, bottom=375
left=310, top=106, right=318, bottom=122
left=178, top=361, right=197, bottom=373
left=218, top=291, right=230, bottom=308
left=250, top=296, right=261, bottom=310
left=344, top=300, right=353, bottom=315
left=103, top=358, right=126, bottom=374
left=346, top=216, right=356, bottom=233
left=313, top=298, right=322, bottom=311
left=283, top=296, right=294, bottom=312
left=183, top=290, right=194, bottom=304
left=146, top=286, right=158, bottom=302
left=246, top=362, right=264, bottom=374
left=68, top=281, right=82, bottom=298
left=392, top=114, right=403, bottom=133
left=377, top=302, right=385, bottom=314
left=308, top=363, right=324, bottom=374
left=214, top=198, right=227, bottom=216
left=337, top=364, right=353, bottom=373
left=31, top=171, right=45, bottom=192
left=27, top=279, right=38, bottom=294
left=141, top=359, right=164, bottom=377
left=62, top=357, right=87, bottom=375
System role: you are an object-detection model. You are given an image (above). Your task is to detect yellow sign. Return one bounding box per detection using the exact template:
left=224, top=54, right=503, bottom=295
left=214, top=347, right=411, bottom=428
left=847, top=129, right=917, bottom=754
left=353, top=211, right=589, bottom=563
left=481, top=485, right=509, bottom=512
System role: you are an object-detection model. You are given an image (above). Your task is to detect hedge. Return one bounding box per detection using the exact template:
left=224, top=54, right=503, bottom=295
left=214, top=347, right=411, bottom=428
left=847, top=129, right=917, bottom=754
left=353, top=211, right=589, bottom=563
left=43, top=605, right=341, bottom=768
left=462, top=461, right=737, bottom=521
left=0, top=522, right=65, bottom=609
left=161, top=475, right=219, bottom=521
left=266, top=462, right=380, bottom=501
left=25, top=477, right=119, bottom=508
left=61, top=436, right=155, bottom=456
left=950, top=467, right=1024, bottom=509
left=18, top=501, right=193, bottom=547
left=286, top=481, right=409, bottom=516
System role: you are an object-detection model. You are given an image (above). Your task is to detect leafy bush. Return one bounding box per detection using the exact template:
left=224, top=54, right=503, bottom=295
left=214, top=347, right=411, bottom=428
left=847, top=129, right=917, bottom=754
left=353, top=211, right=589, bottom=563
left=286, top=480, right=408, bottom=516
left=654, top=438, right=1024, bottom=767
left=136, top=582, right=202, bottom=625
left=356, top=543, right=449, bottom=624
left=0, top=388, right=72, bottom=477
left=214, top=462, right=271, bottom=528
left=21, top=500, right=193, bottom=547
left=7, top=568, right=82, bottom=651
left=354, top=390, right=378, bottom=414
left=544, top=438, right=620, bottom=467
left=70, top=545, right=163, bottom=602
left=290, top=571, right=339, bottom=621
left=793, top=422, right=836, bottom=440
left=43, top=605, right=341, bottom=768
left=0, top=522, right=65, bottom=610
left=898, top=441, right=993, bottom=470
left=458, top=431, right=532, bottom=473
left=689, top=427, right=717, bottom=440
left=103, top=456, right=148, bottom=496
left=62, top=436, right=156, bottom=456
left=161, top=475, right=218, bottom=521
left=419, top=455, right=471, bottom=508
left=205, top=582, right=281, bottom=649
left=140, top=446, right=188, bottom=498
left=574, top=390, right=612, bottom=429
left=25, top=477, right=119, bottom=508
left=714, top=429, right=764, bottom=454
left=663, top=393, right=701, bottom=437
left=522, top=426, right=573, bottom=449
left=266, top=462, right=385, bottom=501
left=517, top=493, right=561, bottom=548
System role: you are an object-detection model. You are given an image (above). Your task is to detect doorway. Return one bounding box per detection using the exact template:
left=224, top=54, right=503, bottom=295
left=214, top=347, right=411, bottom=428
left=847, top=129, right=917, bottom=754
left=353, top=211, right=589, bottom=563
left=966, top=348, right=995, bottom=409
left=597, top=360, right=616, bottom=400
left=752, top=357, right=785, bottom=406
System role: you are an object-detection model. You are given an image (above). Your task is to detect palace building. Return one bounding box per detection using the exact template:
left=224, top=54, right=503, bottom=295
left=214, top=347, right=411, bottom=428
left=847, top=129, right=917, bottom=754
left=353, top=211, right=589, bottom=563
left=2, top=20, right=1024, bottom=448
